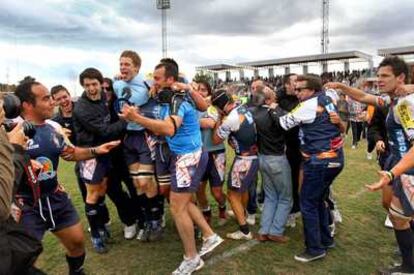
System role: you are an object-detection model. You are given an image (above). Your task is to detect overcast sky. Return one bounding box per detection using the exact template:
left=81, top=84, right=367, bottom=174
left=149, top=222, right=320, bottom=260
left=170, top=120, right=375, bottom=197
left=0, top=0, right=413, bottom=95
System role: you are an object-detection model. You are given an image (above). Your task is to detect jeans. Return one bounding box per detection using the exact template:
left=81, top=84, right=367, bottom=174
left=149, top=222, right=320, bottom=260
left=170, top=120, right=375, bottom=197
left=300, top=149, right=344, bottom=255
left=258, top=154, right=293, bottom=236
left=351, top=121, right=363, bottom=146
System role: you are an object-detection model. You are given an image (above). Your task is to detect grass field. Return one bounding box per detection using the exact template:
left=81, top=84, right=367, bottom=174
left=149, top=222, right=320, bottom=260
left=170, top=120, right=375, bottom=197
left=36, top=138, right=397, bottom=274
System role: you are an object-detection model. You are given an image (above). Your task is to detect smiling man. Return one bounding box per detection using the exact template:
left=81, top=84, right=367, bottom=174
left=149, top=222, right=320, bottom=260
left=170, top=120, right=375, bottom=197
left=73, top=68, right=127, bottom=253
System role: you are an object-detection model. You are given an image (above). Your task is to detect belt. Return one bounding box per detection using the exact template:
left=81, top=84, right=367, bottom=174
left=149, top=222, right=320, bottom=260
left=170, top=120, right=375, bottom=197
left=302, top=151, right=338, bottom=160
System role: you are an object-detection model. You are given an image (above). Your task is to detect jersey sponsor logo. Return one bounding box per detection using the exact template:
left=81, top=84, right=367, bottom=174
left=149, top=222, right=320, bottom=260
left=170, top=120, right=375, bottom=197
left=397, top=102, right=414, bottom=139
left=27, top=139, right=39, bottom=150
left=36, top=156, right=56, bottom=181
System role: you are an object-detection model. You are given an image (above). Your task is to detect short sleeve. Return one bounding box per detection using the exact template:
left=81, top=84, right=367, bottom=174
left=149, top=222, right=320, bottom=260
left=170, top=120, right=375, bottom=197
left=395, top=95, right=414, bottom=141
left=217, top=110, right=240, bottom=139
left=279, top=98, right=317, bottom=130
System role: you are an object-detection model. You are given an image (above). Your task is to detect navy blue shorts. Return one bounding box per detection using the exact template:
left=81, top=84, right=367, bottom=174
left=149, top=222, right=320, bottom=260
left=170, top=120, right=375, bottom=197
left=78, top=157, right=111, bottom=185
left=123, top=131, right=153, bottom=166
left=201, top=149, right=226, bottom=187
left=20, top=189, right=80, bottom=241
left=227, top=156, right=259, bottom=193
left=170, top=149, right=208, bottom=193
left=155, top=142, right=172, bottom=177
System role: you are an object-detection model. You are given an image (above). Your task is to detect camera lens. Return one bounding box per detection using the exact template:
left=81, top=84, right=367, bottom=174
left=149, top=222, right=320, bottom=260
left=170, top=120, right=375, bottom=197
left=22, top=121, right=36, bottom=139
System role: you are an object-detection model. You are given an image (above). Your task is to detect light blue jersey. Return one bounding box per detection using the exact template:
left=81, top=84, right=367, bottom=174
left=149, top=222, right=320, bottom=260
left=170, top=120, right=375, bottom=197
left=113, top=74, right=149, bottom=131
left=160, top=101, right=202, bottom=155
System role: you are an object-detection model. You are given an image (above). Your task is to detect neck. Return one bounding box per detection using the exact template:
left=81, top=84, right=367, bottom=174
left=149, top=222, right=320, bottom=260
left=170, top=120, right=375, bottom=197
left=87, top=92, right=101, bottom=101
left=22, top=113, right=44, bottom=125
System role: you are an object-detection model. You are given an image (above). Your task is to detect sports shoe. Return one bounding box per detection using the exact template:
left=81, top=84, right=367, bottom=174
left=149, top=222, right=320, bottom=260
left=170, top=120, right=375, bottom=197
left=385, top=215, right=394, bottom=229
left=172, top=255, right=204, bottom=275
left=124, top=224, right=137, bottom=240
left=149, top=220, right=164, bottom=242
left=286, top=214, right=297, bottom=228
left=331, top=209, right=343, bottom=224
left=351, top=145, right=356, bottom=150
left=294, top=251, right=326, bottom=263
left=91, top=237, right=108, bottom=254
left=227, top=209, right=235, bottom=218
left=367, top=152, right=373, bottom=160
left=99, top=226, right=111, bottom=244
left=199, top=234, right=224, bottom=257
left=378, top=264, right=414, bottom=274
left=246, top=214, right=256, bottom=226
left=226, top=230, right=253, bottom=240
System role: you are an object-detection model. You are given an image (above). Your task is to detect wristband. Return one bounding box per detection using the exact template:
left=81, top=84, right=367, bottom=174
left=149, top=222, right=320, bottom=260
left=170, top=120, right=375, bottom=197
left=384, top=171, right=395, bottom=182
left=90, top=147, right=98, bottom=157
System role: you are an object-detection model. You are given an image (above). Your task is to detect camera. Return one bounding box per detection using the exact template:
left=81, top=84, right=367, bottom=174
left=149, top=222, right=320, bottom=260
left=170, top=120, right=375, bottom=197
left=2, top=94, right=36, bottom=139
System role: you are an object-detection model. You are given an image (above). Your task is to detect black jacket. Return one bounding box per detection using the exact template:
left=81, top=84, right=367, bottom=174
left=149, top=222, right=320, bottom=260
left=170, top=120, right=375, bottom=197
left=73, top=92, right=127, bottom=147
left=252, top=105, right=287, bottom=155
left=276, top=88, right=301, bottom=159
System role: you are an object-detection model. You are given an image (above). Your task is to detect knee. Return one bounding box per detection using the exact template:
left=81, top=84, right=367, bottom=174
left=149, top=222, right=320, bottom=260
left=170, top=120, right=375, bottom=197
left=67, top=235, right=85, bottom=256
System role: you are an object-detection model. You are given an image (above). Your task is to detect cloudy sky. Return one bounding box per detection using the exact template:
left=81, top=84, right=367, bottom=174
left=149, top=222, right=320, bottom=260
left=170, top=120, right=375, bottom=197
left=0, top=0, right=413, bottom=95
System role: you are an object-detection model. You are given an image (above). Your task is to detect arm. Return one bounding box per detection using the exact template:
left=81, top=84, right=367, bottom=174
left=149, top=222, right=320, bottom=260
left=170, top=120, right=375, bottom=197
left=329, top=112, right=346, bottom=133
left=324, top=82, right=378, bottom=106
left=119, top=104, right=182, bottom=137
left=74, top=105, right=127, bottom=140
left=61, top=140, right=121, bottom=161
left=200, top=117, right=216, bottom=129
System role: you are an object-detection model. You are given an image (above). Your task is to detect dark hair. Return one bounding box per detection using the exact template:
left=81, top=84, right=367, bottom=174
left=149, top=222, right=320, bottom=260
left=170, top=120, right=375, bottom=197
left=297, top=74, right=322, bottom=91
left=211, top=89, right=233, bottom=110
left=155, top=63, right=178, bottom=81
left=160, top=58, right=179, bottom=72
left=378, top=56, right=410, bottom=84
left=14, top=81, right=41, bottom=106
left=79, top=68, right=104, bottom=86
left=196, top=80, right=212, bottom=95
left=120, top=50, right=141, bottom=68
left=51, top=85, right=69, bottom=98
left=103, top=78, right=114, bottom=92
left=282, top=73, right=297, bottom=86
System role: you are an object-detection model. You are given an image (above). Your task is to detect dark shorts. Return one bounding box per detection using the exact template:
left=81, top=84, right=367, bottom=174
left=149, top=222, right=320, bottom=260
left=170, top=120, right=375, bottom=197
left=201, top=149, right=226, bottom=187
left=78, top=157, right=111, bottom=185
left=123, top=130, right=153, bottom=166
left=154, top=142, right=172, bottom=186
left=393, top=174, right=414, bottom=217
left=20, top=189, right=80, bottom=241
left=170, top=149, right=208, bottom=193
left=228, top=156, right=259, bottom=193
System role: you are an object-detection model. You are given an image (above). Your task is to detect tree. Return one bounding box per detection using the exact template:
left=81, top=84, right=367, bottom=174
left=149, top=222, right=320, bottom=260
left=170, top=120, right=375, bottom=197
left=193, top=71, right=213, bottom=85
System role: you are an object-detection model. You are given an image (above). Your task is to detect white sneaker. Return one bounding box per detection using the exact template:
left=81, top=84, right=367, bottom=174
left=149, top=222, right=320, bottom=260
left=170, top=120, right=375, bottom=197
left=172, top=255, right=204, bottom=275
left=285, top=214, right=297, bottom=228
left=331, top=209, right=343, bottom=224
left=226, top=230, right=253, bottom=240
left=124, top=224, right=137, bottom=240
left=351, top=145, right=356, bottom=149
left=227, top=209, right=235, bottom=218
left=367, top=152, right=373, bottom=160
left=199, top=234, right=224, bottom=257
left=384, top=215, right=394, bottom=229
left=246, top=214, right=256, bottom=226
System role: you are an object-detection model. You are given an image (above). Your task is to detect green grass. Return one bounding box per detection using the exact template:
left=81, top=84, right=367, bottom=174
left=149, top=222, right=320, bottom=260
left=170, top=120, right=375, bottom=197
left=37, top=137, right=396, bottom=274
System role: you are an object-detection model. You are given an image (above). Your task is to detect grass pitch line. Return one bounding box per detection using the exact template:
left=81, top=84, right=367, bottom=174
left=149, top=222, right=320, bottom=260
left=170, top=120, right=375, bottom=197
left=205, top=239, right=259, bottom=267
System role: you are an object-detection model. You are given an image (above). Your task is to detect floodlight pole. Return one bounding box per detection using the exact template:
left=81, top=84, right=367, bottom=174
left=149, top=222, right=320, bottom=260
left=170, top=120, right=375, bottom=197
left=156, top=0, right=171, bottom=58
left=321, top=0, right=329, bottom=72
